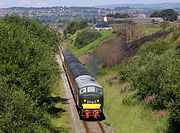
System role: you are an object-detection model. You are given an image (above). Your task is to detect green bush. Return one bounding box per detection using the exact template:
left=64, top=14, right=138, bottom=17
left=0, top=86, right=50, bottom=133
left=150, top=9, right=178, bottom=21
left=0, top=15, right=61, bottom=132
left=169, top=100, right=180, bottom=132
left=124, top=35, right=180, bottom=132
left=63, top=19, right=88, bottom=36
left=74, top=29, right=101, bottom=49
left=0, top=15, right=60, bottom=107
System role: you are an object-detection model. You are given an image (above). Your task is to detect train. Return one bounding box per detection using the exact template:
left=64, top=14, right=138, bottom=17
left=62, top=50, right=104, bottom=120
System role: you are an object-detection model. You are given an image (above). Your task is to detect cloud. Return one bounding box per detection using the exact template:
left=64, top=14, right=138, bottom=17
left=34, top=2, right=49, bottom=7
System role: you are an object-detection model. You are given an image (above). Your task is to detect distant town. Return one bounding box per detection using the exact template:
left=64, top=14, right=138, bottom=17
left=1, top=5, right=180, bottom=21
left=0, top=6, right=152, bottom=21
left=1, top=4, right=179, bottom=31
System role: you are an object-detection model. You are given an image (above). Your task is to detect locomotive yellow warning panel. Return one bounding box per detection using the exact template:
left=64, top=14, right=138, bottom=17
left=82, top=104, right=101, bottom=109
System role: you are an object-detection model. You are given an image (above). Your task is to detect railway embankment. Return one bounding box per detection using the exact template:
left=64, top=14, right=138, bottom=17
left=62, top=25, right=179, bottom=132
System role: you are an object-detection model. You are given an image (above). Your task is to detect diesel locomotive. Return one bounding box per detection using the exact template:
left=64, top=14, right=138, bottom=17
left=62, top=50, right=104, bottom=120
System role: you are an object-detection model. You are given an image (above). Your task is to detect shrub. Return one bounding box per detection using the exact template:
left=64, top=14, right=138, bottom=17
left=0, top=15, right=60, bottom=107
left=64, top=19, right=88, bottom=36
left=74, top=29, right=101, bottom=49
left=0, top=15, right=61, bottom=132
left=96, top=36, right=123, bottom=67
left=0, top=85, right=51, bottom=133
left=124, top=36, right=180, bottom=132
left=150, top=9, right=178, bottom=21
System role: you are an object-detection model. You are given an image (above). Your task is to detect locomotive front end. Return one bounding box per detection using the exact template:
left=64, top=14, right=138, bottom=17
left=76, top=75, right=104, bottom=120
left=80, top=90, right=104, bottom=119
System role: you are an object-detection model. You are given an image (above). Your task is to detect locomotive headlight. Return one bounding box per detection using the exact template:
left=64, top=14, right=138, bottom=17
left=84, top=99, right=86, bottom=103
left=97, top=99, right=100, bottom=103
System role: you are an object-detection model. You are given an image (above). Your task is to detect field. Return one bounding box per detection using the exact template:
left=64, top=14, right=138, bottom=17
left=110, top=23, right=161, bottom=35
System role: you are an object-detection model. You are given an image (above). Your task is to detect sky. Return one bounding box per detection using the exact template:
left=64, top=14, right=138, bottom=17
left=0, top=0, right=180, bottom=8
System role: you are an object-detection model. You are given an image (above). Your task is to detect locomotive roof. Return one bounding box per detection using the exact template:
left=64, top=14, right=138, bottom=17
left=75, top=75, right=102, bottom=89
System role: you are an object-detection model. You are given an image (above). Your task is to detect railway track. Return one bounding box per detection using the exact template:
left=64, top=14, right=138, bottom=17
left=83, top=121, right=106, bottom=133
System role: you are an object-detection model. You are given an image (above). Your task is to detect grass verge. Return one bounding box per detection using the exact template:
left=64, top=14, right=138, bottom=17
left=98, top=67, right=169, bottom=133
left=49, top=80, right=70, bottom=133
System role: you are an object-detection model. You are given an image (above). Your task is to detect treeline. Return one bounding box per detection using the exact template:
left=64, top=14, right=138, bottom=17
left=74, top=29, right=101, bottom=49
left=150, top=9, right=178, bottom=21
left=0, top=16, right=61, bottom=132
left=63, top=19, right=88, bottom=37
left=106, top=13, right=130, bottom=18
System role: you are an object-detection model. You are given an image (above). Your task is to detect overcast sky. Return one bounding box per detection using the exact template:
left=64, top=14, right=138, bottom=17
left=0, top=0, right=180, bottom=8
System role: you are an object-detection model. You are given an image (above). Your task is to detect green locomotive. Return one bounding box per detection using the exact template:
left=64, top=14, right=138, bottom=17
left=62, top=50, right=104, bottom=119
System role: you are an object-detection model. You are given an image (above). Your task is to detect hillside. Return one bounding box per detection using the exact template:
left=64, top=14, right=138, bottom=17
left=96, top=3, right=180, bottom=9
left=63, top=23, right=180, bottom=133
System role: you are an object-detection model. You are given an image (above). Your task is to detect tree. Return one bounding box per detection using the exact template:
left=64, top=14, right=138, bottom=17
left=150, top=11, right=160, bottom=17
left=74, top=29, right=101, bottom=49
left=106, top=13, right=129, bottom=18
left=114, top=13, right=129, bottom=18
left=64, top=19, right=88, bottom=37
left=124, top=33, right=180, bottom=132
left=0, top=87, right=50, bottom=133
left=106, top=14, right=114, bottom=17
left=150, top=9, right=178, bottom=21
left=79, top=19, right=88, bottom=29
left=160, top=9, right=178, bottom=21
left=0, top=15, right=61, bottom=132
left=92, top=16, right=97, bottom=24
left=0, top=15, right=60, bottom=107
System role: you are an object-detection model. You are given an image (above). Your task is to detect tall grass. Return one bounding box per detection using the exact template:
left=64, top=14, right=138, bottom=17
left=98, top=67, right=169, bottom=133
left=49, top=81, right=70, bottom=133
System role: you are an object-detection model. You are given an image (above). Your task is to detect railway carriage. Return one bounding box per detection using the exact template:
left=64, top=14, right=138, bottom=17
left=62, top=50, right=104, bottom=120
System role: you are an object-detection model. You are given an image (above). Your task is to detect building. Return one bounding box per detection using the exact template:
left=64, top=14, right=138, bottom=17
left=95, top=22, right=112, bottom=30
left=104, top=16, right=107, bottom=22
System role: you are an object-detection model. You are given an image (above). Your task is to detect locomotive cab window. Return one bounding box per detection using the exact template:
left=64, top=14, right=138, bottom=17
left=80, top=88, right=86, bottom=94
left=87, top=86, right=95, bottom=92
left=96, top=87, right=102, bottom=94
